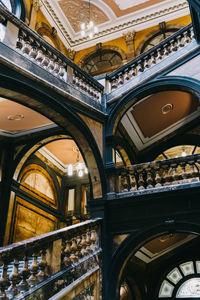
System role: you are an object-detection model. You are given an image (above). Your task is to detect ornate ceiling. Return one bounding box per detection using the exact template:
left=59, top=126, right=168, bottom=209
left=40, top=0, right=189, bottom=50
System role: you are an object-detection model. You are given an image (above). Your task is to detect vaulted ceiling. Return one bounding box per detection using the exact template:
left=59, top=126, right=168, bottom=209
left=40, top=0, right=190, bottom=50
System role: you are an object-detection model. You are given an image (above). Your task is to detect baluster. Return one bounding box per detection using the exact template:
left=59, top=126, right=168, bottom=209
left=41, top=52, right=50, bottom=69
left=8, top=258, right=20, bottom=296
left=163, top=165, right=171, bottom=186
left=144, top=56, right=151, bottom=69
left=48, top=55, right=55, bottom=72
left=154, top=165, right=162, bottom=187
left=129, top=172, right=136, bottom=191
left=58, top=62, right=66, bottom=79
left=37, top=250, right=48, bottom=282
left=171, top=163, right=179, bottom=185
left=137, top=60, right=144, bottom=74
left=124, top=68, right=131, bottom=81
left=131, top=64, right=137, bottom=77
left=35, top=48, right=44, bottom=64
left=188, top=160, right=198, bottom=182
left=70, top=238, right=78, bottom=263
left=146, top=168, right=154, bottom=189
left=18, top=255, right=30, bottom=292
left=80, top=233, right=88, bottom=257
left=171, top=38, right=178, bottom=52
left=184, top=29, right=192, bottom=44
left=86, top=230, right=92, bottom=253
left=53, top=60, right=60, bottom=76
left=111, top=78, right=118, bottom=90
left=121, top=173, right=129, bottom=192
left=28, top=253, right=39, bottom=286
left=163, top=43, right=171, bottom=56
left=16, top=30, right=25, bottom=52
left=29, top=43, right=38, bottom=61
left=75, top=236, right=82, bottom=259
left=0, top=262, right=9, bottom=299
left=90, top=229, right=97, bottom=251
left=180, top=162, right=188, bottom=184
left=137, top=169, right=145, bottom=190
left=21, top=37, right=31, bottom=57
left=118, top=73, right=124, bottom=85
left=63, top=241, right=72, bottom=267
left=177, top=34, right=184, bottom=48
left=150, top=52, right=157, bottom=65
left=157, top=47, right=164, bottom=61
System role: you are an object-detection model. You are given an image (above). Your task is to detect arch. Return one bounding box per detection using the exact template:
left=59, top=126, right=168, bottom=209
left=35, top=22, right=62, bottom=51
left=107, top=222, right=200, bottom=300
left=135, top=24, right=185, bottom=56
left=106, top=76, right=200, bottom=139
left=0, top=71, right=106, bottom=200
left=78, top=45, right=127, bottom=75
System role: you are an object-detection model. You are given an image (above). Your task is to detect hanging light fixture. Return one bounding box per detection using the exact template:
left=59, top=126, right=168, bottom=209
left=80, top=0, right=98, bottom=39
left=67, top=147, right=88, bottom=177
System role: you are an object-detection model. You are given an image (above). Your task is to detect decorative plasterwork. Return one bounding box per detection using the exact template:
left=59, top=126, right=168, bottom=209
left=114, top=0, right=149, bottom=10
left=40, top=0, right=189, bottom=50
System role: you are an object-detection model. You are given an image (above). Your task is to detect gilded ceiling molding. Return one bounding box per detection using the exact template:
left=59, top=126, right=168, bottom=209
left=41, top=0, right=189, bottom=48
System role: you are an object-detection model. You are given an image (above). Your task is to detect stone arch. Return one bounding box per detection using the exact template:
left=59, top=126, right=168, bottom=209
left=0, top=72, right=105, bottom=200
left=107, top=222, right=200, bottom=300
left=106, top=76, right=200, bottom=139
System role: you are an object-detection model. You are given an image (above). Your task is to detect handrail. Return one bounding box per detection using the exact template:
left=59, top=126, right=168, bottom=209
left=0, top=218, right=102, bottom=297
left=107, top=23, right=193, bottom=81
left=0, top=6, right=104, bottom=103
left=107, top=154, right=200, bottom=193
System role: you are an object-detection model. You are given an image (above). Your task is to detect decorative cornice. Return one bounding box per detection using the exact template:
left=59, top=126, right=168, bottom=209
left=41, top=0, right=189, bottom=49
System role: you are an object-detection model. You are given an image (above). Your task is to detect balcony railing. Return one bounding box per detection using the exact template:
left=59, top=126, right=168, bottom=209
left=0, top=219, right=101, bottom=299
left=107, top=154, right=200, bottom=195
left=0, top=6, right=104, bottom=103
left=106, top=23, right=194, bottom=97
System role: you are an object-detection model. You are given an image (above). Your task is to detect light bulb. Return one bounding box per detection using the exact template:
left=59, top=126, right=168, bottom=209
left=78, top=169, right=83, bottom=177
left=94, top=26, right=98, bottom=34
left=81, top=23, right=85, bottom=30
left=89, top=32, right=93, bottom=39
left=68, top=164, right=73, bottom=176
left=84, top=167, right=88, bottom=174
left=88, top=20, right=94, bottom=29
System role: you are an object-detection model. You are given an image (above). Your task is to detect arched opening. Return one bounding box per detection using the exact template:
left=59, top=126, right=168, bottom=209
left=108, top=224, right=200, bottom=300
left=0, top=87, right=104, bottom=245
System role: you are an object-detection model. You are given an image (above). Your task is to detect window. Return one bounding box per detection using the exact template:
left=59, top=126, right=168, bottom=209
left=82, top=50, right=123, bottom=75
left=158, top=261, right=200, bottom=299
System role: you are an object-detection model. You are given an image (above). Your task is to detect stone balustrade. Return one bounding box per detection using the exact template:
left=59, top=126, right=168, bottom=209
left=106, top=24, right=194, bottom=93
left=0, top=6, right=103, bottom=102
left=108, top=154, right=200, bottom=194
left=0, top=219, right=101, bottom=299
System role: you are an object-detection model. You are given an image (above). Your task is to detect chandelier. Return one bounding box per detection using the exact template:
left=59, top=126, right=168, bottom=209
left=80, top=0, right=98, bottom=39
left=67, top=147, right=88, bottom=177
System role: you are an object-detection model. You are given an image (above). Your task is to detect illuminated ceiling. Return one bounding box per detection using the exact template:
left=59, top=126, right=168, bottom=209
left=121, top=91, right=200, bottom=151
left=40, top=0, right=189, bottom=50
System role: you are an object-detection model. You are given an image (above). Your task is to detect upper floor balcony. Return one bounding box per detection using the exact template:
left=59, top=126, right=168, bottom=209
left=1, top=5, right=200, bottom=108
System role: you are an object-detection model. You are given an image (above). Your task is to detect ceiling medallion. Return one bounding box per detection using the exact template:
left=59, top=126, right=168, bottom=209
left=161, top=103, right=174, bottom=115
left=7, top=114, right=24, bottom=120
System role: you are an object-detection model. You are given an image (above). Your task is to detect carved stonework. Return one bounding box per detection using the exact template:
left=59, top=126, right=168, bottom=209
left=67, top=48, right=76, bottom=60
left=123, top=30, right=136, bottom=42
left=32, top=0, right=41, bottom=12
left=123, top=30, right=136, bottom=60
